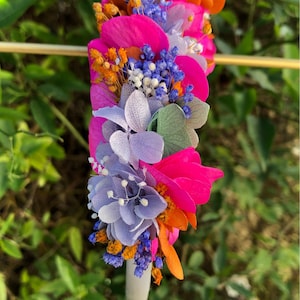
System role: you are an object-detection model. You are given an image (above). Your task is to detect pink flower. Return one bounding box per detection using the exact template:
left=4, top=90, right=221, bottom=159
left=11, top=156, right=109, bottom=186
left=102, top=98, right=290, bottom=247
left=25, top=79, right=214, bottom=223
left=166, top=0, right=217, bottom=74
left=88, top=15, right=169, bottom=82
left=88, top=15, right=169, bottom=163
left=141, top=147, right=224, bottom=211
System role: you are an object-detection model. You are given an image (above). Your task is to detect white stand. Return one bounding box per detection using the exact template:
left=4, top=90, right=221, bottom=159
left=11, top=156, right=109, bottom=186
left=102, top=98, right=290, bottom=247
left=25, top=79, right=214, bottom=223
left=125, top=259, right=152, bottom=300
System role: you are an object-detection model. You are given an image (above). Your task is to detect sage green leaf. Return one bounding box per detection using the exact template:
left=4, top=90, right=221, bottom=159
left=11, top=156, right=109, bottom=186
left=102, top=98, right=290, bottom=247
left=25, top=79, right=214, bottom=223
left=155, top=104, right=191, bottom=156
left=186, top=99, right=210, bottom=129
left=0, top=0, right=37, bottom=28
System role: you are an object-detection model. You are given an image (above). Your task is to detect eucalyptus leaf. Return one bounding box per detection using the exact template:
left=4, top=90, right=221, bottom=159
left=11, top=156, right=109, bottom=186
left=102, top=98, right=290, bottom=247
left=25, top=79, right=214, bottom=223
left=155, top=104, right=191, bottom=156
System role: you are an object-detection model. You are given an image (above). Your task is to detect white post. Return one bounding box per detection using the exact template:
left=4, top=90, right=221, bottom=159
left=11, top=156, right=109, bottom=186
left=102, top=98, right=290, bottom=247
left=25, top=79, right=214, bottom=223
left=125, top=259, right=152, bottom=300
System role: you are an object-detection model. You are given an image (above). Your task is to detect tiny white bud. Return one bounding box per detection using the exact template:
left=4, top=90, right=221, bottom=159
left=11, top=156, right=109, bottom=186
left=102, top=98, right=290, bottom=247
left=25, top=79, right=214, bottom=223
left=118, top=198, right=125, bottom=206
left=145, top=87, right=153, bottom=96
left=135, top=79, right=142, bottom=88
left=138, top=181, right=147, bottom=187
left=101, top=168, right=108, bottom=176
left=159, top=82, right=167, bottom=92
left=91, top=213, right=98, bottom=219
left=107, top=190, right=114, bottom=198
left=143, top=77, right=151, bottom=86
left=149, top=62, right=156, bottom=71
left=140, top=198, right=148, bottom=206
left=128, top=175, right=135, bottom=181
left=150, top=78, right=159, bottom=88
left=121, top=179, right=128, bottom=187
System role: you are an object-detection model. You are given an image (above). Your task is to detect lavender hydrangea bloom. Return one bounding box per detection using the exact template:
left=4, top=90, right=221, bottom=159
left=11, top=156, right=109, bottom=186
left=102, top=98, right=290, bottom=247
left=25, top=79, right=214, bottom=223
left=93, top=90, right=164, bottom=168
left=87, top=148, right=167, bottom=246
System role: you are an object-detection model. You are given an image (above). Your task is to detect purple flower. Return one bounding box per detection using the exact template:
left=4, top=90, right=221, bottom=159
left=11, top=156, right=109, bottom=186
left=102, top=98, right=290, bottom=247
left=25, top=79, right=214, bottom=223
left=103, top=252, right=124, bottom=268
left=87, top=149, right=167, bottom=246
left=93, top=90, right=164, bottom=168
left=133, top=230, right=153, bottom=277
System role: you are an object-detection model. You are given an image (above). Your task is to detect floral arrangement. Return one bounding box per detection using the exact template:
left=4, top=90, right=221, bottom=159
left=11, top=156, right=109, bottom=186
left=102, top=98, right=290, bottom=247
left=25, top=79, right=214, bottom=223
left=87, top=0, right=225, bottom=286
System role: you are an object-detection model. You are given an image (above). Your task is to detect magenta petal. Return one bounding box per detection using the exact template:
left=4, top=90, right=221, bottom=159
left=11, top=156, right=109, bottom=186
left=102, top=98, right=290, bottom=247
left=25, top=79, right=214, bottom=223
left=89, top=117, right=107, bottom=160
left=176, top=55, right=209, bottom=101
left=90, top=83, right=116, bottom=110
left=175, top=177, right=211, bottom=205
left=158, top=161, right=222, bottom=185
left=87, top=39, right=108, bottom=82
left=142, top=163, right=196, bottom=212
left=168, top=228, right=179, bottom=245
left=101, top=15, right=169, bottom=55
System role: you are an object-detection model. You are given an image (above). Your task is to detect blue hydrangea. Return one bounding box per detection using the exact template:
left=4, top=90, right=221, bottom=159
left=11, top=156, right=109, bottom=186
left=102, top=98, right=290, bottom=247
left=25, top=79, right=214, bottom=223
left=87, top=146, right=167, bottom=246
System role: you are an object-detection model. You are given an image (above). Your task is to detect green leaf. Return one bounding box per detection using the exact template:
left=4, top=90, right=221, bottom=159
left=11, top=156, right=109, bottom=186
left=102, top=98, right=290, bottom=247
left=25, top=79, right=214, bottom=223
left=0, top=107, right=28, bottom=121
left=55, top=255, right=79, bottom=293
left=247, top=115, right=275, bottom=171
left=234, top=28, right=254, bottom=54
left=0, top=238, right=23, bottom=259
left=69, top=227, right=83, bottom=262
left=153, top=104, right=191, bottom=156
left=19, top=20, right=56, bottom=43
left=248, top=70, right=277, bottom=93
left=30, top=99, right=56, bottom=134
left=282, top=44, right=299, bottom=98
left=185, top=99, right=210, bottom=129
left=0, top=213, right=14, bottom=238
left=0, top=0, right=37, bottom=28
left=74, top=0, right=97, bottom=34
left=39, top=278, right=68, bottom=297
left=0, top=69, right=14, bottom=81
left=24, top=64, right=54, bottom=80
left=39, top=83, right=69, bottom=102
left=0, top=161, right=8, bottom=198
left=226, top=282, right=252, bottom=298
left=0, top=273, right=7, bottom=300
left=188, top=251, right=204, bottom=269
left=213, top=241, right=227, bottom=273
left=234, top=89, right=257, bottom=121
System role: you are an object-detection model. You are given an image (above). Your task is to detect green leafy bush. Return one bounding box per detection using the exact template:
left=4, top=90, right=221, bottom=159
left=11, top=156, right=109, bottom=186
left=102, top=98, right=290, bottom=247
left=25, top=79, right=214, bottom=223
left=0, top=0, right=298, bottom=299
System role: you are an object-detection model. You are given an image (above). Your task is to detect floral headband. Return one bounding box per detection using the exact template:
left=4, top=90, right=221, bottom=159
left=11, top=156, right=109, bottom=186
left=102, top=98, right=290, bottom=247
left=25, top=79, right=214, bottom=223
left=87, top=0, right=225, bottom=288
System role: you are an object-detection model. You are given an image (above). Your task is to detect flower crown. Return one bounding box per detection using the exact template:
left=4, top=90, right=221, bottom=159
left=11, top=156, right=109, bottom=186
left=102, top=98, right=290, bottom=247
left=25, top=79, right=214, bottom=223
left=87, top=0, right=225, bottom=285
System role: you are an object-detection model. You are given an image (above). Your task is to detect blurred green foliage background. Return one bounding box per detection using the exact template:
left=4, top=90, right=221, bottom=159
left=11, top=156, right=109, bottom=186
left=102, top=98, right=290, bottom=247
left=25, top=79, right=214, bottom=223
left=0, top=0, right=299, bottom=299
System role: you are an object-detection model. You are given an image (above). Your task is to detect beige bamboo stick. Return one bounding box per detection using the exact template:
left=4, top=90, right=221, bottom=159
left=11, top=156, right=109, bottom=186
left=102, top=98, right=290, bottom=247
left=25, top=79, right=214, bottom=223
left=0, top=42, right=299, bottom=69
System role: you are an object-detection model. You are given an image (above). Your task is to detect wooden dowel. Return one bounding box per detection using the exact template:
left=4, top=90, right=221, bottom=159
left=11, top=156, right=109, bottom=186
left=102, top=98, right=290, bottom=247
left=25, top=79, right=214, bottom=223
left=0, top=42, right=87, bottom=57
left=0, top=42, right=299, bottom=69
left=214, top=54, right=299, bottom=70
